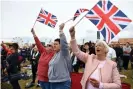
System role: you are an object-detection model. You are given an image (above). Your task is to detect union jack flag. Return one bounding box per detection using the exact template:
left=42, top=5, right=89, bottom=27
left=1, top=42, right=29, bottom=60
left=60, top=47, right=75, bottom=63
left=73, top=8, right=89, bottom=20
left=86, top=0, right=132, bottom=43
left=37, top=9, right=58, bottom=28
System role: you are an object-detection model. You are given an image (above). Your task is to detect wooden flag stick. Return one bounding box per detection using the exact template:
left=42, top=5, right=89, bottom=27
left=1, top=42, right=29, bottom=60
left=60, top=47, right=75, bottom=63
left=74, top=12, right=88, bottom=27
left=33, top=20, right=37, bottom=28
left=53, top=17, right=73, bottom=29
left=33, top=12, right=40, bottom=28
left=64, top=17, right=73, bottom=24
left=32, top=8, right=43, bottom=28
left=49, top=39, right=52, bottom=43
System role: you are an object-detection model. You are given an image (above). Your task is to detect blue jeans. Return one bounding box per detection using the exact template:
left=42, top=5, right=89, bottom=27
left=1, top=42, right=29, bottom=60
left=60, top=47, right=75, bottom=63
left=50, top=80, right=71, bottom=89
left=39, top=81, right=50, bottom=89
left=116, top=57, right=123, bottom=71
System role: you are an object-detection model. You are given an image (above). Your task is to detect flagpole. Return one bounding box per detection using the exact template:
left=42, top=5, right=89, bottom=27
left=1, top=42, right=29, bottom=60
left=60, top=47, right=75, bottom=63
left=83, top=38, right=84, bottom=44
left=55, top=17, right=73, bottom=29
left=32, top=8, right=43, bottom=29
left=33, top=20, right=37, bottom=28
left=49, top=39, right=52, bottom=43
left=74, top=11, right=88, bottom=27
left=64, top=17, right=73, bottom=24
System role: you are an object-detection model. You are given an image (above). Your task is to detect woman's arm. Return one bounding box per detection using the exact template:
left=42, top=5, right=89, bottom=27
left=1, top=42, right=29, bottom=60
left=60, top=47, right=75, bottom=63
left=1, top=42, right=11, bottom=54
left=69, top=26, right=88, bottom=63
left=59, top=23, right=70, bottom=56
left=31, top=28, right=46, bottom=54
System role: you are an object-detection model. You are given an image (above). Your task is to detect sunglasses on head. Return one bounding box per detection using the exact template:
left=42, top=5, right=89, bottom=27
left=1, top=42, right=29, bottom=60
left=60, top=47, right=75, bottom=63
left=47, top=44, right=52, bottom=47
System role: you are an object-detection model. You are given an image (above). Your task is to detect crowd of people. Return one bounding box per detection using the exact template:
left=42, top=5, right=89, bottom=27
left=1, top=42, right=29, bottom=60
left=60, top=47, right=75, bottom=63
left=1, top=23, right=133, bottom=89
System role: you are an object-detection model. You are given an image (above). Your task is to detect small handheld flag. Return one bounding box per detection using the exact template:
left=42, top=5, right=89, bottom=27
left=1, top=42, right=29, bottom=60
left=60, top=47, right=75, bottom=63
left=73, top=8, right=89, bottom=21
left=36, top=8, right=58, bottom=28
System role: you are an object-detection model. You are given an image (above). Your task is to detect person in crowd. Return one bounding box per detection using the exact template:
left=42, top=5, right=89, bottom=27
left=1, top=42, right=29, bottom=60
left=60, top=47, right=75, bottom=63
left=114, top=43, right=123, bottom=72
left=84, top=42, right=90, bottom=54
left=0, top=45, right=1, bottom=51
left=130, top=46, right=133, bottom=79
left=1, top=42, right=13, bottom=55
left=123, top=42, right=132, bottom=70
left=80, top=45, right=86, bottom=52
left=70, top=45, right=81, bottom=73
left=71, top=50, right=80, bottom=73
left=17, top=50, right=23, bottom=71
left=109, top=44, right=114, bottom=48
left=20, top=46, right=28, bottom=63
left=88, top=41, right=96, bottom=55
left=69, top=26, right=121, bottom=89
left=26, top=44, right=36, bottom=61
left=1, top=46, right=7, bottom=76
left=31, top=28, right=55, bottom=89
left=82, top=42, right=94, bottom=70
left=48, top=23, right=72, bottom=89
left=6, top=43, right=21, bottom=89
left=107, top=44, right=116, bottom=61
left=25, top=46, right=40, bottom=88
left=26, top=46, right=32, bottom=61
left=120, top=44, right=123, bottom=48
left=30, top=44, right=36, bottom=50
left=130, top=46, right=133, bottom=69
left=79, top=45, right=86, bottom=70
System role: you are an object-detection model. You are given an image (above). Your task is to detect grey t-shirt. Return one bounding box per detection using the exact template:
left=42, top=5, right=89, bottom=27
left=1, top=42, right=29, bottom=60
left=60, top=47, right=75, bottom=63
left=123, top=46, right=131, bottom=56
left=48, top=33, right=72, bottom=82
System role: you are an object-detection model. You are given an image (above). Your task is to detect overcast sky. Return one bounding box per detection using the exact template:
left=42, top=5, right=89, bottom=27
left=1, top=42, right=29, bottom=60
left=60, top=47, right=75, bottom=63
left=1, top=0, right=133, bottom=44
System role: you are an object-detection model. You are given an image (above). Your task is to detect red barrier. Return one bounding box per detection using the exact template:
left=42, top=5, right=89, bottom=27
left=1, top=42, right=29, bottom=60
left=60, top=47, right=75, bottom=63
left=71, top=73, right=83, bottom=89
left=122, top=83, right=131, bottom=89
left=71, top=73, right=131, bottom=89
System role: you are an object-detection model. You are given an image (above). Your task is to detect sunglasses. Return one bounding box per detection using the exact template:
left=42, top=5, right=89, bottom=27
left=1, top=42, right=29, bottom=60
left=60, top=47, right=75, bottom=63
left=47, top=44, right=52, bottom=47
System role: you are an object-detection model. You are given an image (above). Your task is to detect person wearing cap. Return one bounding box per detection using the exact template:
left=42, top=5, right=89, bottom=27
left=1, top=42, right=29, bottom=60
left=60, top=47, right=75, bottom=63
left=69, top=26, right=121, bottom=89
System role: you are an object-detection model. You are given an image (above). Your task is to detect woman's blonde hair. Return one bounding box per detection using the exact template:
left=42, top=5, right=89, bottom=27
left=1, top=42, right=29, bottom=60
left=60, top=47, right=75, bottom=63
left=96, top=40, right=109, bottom=54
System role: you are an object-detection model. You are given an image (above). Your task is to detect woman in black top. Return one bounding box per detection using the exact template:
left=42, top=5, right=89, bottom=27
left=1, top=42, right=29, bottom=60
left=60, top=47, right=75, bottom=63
left=6, top=43, right=21, bottom=89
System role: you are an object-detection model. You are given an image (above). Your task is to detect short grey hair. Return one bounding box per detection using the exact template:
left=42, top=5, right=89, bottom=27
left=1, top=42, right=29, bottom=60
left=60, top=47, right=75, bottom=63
left=95, top=40, right=109, bottom=54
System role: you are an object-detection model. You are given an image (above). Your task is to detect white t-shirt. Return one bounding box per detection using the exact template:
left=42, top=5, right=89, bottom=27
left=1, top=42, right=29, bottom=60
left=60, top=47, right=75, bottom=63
left=87, top=60, right=106, bottom=89
left=71, top=52, right=78, bottom=66
left=107, top=47, right=116, bottom=60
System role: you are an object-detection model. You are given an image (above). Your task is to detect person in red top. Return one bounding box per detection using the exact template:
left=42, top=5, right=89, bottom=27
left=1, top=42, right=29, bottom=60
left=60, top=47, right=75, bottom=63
left=31, top=28, right=55, bottom=89
left=1, top=42, right=13, bottom=55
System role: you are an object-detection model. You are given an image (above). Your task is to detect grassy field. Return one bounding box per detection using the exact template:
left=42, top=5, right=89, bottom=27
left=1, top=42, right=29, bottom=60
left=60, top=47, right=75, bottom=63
left=121, top=69, right=133, bottom=89
left=1, top=62, right=133, bottom=89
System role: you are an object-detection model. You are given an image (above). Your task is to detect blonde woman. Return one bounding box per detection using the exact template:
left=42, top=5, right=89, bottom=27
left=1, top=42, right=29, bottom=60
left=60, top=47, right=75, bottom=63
left=69, top=26, right=121, bottom=89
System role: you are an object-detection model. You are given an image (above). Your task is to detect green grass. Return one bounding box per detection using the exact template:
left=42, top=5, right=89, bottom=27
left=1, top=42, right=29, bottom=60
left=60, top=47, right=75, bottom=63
left=120, top=69, right=133, bottom=89
left=2, top=60, right=133, bottom=89
left=1, top=82, right=13, bottom=89
left=19, top=79, right=41, bottom=89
